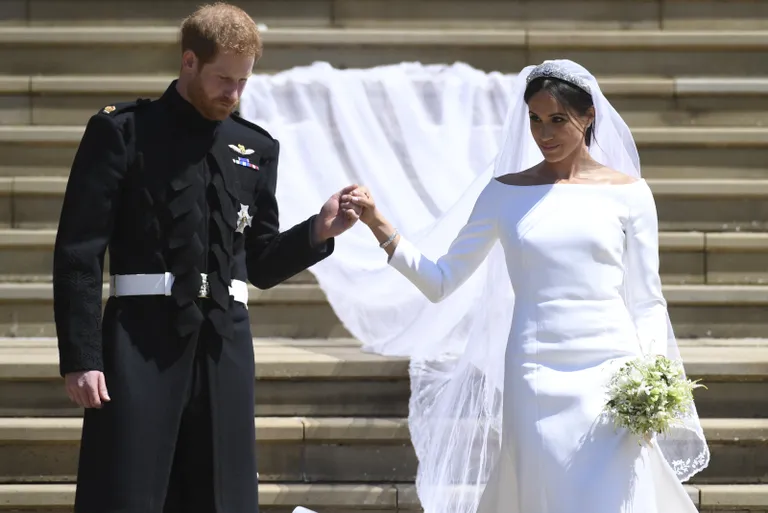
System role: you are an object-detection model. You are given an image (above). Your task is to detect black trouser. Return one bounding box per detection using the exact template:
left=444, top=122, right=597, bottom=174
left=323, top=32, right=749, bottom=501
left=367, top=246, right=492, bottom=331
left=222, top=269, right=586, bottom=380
left=163, top=339, right=216, bottom=513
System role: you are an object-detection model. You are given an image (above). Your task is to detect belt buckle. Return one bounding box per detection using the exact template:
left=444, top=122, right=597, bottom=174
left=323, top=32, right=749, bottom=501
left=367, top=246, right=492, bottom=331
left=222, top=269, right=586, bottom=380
left=199, top=273, right=210, bottom=298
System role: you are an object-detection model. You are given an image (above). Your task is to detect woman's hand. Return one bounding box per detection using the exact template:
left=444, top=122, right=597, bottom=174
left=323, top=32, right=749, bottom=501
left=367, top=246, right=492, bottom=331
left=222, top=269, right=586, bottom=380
left=341, top=186, right=401, bottom=255
left=341, top=186, right=378, bottom=226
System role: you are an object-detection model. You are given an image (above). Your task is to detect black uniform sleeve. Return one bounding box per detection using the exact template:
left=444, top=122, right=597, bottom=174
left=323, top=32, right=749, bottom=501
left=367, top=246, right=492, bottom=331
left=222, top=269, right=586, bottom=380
left=244, top=139, right=334, bottom=289
left=53, top=112, right=128, bottom=376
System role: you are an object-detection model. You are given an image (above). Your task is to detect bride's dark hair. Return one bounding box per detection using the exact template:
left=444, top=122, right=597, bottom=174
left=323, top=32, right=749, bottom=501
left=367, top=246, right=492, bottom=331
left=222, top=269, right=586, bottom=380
left=523, top=77, right=595, bottom=147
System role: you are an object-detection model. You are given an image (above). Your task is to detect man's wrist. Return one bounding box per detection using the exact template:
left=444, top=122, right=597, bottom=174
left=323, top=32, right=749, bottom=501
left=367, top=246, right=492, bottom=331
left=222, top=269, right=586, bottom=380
left=310, top=215, right=329, bottom=247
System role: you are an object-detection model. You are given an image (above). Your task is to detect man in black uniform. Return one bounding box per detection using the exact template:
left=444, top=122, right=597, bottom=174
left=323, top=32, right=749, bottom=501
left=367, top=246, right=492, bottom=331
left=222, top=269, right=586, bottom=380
left=52, top=3, right=360, bottom=512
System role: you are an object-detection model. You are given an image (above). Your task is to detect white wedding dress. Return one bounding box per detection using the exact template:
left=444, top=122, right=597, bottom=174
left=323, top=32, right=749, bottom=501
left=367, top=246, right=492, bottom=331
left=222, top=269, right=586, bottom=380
left=388, top=178, right=699, bottom=513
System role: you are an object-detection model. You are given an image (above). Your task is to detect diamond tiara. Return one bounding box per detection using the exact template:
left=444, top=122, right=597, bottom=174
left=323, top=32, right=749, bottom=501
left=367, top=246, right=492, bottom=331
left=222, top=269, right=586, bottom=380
left=526, top=62, right=592, bottom=95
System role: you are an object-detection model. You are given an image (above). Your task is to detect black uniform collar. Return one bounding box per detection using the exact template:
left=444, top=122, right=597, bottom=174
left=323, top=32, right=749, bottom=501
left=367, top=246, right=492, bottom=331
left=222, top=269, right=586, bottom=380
left=161, top=79, right=222, bottom=134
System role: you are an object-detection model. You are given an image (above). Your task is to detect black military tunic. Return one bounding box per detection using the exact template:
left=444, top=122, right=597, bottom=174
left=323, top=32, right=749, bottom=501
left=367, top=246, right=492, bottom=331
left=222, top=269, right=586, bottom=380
left=52, top=81, right=333, bottom=513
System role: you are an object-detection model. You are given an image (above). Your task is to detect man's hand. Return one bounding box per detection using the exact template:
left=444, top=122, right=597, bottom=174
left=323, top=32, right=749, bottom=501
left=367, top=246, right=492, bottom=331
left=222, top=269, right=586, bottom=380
left=341, top=185, right=378, bottom=226
left=312, top=184, right=363, bottom=244
left=65, top=370, right=111, bottom=409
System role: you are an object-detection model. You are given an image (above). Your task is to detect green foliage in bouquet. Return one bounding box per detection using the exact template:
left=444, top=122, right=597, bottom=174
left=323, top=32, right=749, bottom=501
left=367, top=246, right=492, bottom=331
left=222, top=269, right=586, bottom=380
left=604, top=355, right=706, bottom=444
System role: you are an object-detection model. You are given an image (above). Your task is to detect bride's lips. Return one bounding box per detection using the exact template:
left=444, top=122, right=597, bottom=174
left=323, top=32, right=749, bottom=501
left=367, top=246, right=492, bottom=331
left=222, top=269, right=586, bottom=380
left=539, top=144, right=560, bottom=152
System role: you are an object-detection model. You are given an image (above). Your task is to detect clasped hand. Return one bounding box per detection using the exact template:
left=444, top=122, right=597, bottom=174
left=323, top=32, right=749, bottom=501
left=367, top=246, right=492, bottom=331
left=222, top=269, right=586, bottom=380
left=312, top=185, right=366, bottom=243
left=339, top=185, right=378, bottom=225
left=312, top=184, right=379, bottom=243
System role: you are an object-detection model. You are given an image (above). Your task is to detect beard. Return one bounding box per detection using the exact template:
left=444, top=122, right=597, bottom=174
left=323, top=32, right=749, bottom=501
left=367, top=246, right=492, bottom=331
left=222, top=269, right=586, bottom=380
left=187, top=75, right=237, bottom=121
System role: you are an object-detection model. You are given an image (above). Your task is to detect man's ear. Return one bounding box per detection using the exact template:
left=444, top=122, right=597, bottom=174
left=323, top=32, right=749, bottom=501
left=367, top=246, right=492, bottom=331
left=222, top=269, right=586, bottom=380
left=181, top=50, right=198, bottom=72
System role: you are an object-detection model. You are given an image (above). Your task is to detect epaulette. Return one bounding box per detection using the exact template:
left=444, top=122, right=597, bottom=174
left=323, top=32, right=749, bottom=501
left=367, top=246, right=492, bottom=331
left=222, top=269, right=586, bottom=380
left=98, top=97, right=152, bottom=117
left=230, top=110, right=275, bottom=140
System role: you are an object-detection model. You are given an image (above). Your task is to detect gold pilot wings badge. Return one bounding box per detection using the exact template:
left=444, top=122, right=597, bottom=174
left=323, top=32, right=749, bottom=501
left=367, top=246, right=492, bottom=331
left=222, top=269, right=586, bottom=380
left=228, top=144, right=255, bottom=156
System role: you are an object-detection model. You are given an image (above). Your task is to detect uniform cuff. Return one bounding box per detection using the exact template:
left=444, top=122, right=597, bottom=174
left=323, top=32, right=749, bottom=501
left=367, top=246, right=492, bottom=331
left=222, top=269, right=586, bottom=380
left=308, top=215, right=332, bottom=253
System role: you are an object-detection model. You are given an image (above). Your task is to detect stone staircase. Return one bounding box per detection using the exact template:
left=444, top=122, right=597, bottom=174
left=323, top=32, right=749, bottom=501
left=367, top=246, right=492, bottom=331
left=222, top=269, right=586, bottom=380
left=1, top=0, right=768, bottom=512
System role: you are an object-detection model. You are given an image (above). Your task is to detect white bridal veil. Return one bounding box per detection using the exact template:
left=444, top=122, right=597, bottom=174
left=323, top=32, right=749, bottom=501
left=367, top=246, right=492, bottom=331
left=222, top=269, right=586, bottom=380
left=240, top=59, right=709, bottom=513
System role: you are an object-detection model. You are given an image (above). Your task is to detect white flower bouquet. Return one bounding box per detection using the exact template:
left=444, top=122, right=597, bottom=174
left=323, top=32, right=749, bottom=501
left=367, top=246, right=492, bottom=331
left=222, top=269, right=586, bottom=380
left=604, top=355, right=705, bottom=445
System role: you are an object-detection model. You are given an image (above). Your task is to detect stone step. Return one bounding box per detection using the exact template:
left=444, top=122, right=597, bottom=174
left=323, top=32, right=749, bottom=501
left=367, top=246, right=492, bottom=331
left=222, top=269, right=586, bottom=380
left=0, top=417, right=763, bottom=485
left=3, top=0, right=767, bottom=30
left=6, top=75, right=768, bottom=128
left=3, top=176, right=768, bottom=233
left=4, top=164, right=767, bottom=181
left=0, top=339, right=765, bottom=419
left=2, top=229, right=768, bottom=286
left=1, top=27, right=768, bottom=76
left=3, top=126, right=768, bottom=183
left=0, top=338, right=410, bottom=418
left=2, top=281, right=768, bottom=340
left=0, top=482, right=766, bottom=513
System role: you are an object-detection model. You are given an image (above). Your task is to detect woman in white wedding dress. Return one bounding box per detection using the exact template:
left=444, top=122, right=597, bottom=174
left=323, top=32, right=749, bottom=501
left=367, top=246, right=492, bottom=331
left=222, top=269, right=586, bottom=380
left=341, top=60, right=709, bottom=513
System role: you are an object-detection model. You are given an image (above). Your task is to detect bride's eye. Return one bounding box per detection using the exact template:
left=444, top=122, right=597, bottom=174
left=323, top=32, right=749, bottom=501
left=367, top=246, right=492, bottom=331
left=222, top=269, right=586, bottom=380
left=529, top=114, right=541, bottom=122
left=552, top=116, right=567, bottom=123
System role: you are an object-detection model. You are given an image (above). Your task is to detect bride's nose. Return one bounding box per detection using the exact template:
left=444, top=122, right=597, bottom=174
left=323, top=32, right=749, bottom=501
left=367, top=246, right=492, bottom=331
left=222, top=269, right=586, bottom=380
left=539, top=123, right=555, bottom=141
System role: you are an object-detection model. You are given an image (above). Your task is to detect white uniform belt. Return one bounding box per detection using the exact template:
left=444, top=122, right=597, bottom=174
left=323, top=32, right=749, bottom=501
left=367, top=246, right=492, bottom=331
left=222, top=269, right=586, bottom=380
left=109, top=272, right=248, bottom=306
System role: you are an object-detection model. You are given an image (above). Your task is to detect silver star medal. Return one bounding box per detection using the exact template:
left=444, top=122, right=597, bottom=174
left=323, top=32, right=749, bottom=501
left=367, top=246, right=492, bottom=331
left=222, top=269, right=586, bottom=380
left=236, top=203, right=253, bottom=234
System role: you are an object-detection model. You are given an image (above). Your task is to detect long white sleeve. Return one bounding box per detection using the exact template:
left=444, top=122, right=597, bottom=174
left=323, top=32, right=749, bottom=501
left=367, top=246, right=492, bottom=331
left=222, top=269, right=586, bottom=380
left=388, top=186, right=498, bottom=303
left=625, top=181, right=669, bottom=356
